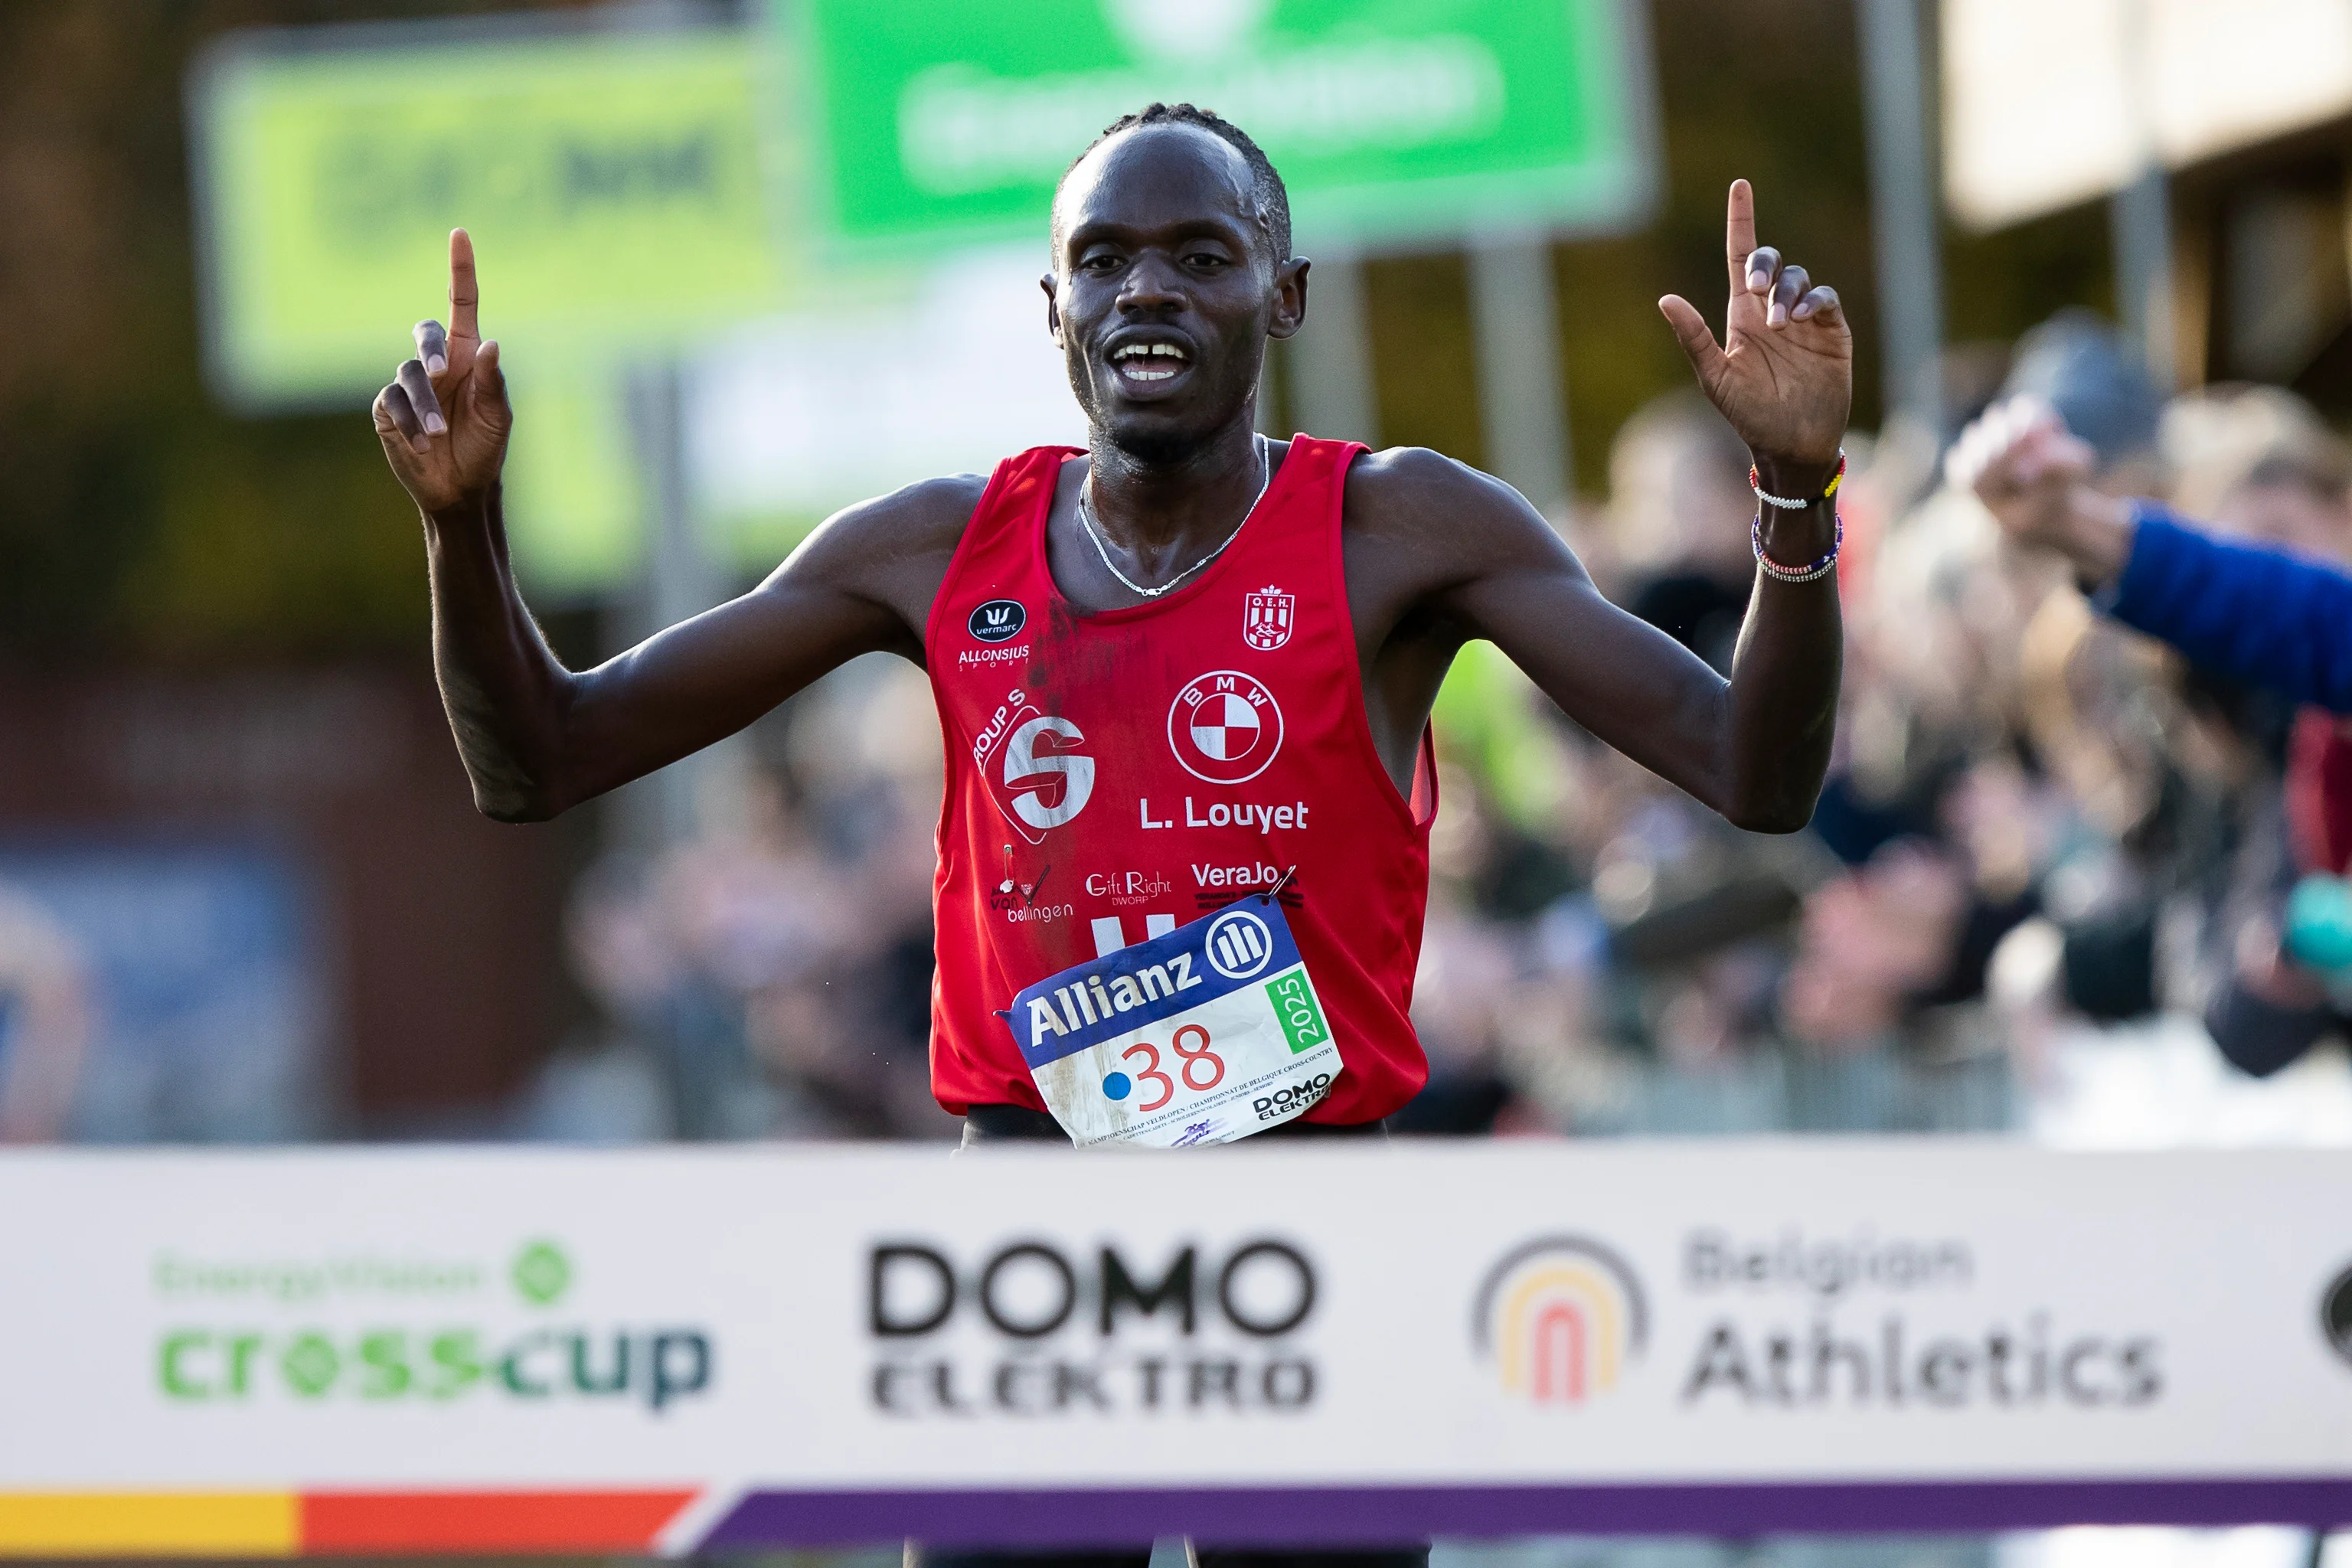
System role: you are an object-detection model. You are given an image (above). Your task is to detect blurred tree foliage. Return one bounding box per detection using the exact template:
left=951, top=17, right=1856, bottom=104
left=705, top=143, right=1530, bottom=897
left=0, top=1, right=596, bottom=663
left=0, top=0, right=2118, bottom=661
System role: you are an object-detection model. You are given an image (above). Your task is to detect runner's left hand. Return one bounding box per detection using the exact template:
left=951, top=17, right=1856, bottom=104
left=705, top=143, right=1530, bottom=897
left=1659, top=180, right=1853, bottom=488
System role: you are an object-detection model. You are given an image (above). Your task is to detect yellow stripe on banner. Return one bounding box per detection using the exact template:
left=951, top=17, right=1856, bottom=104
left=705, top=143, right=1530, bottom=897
left=0, top=1493, right=299, bottom=1556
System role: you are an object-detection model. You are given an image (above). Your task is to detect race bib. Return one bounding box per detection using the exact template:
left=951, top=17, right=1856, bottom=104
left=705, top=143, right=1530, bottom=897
left=1007, top=897, right=1344, bottom=1148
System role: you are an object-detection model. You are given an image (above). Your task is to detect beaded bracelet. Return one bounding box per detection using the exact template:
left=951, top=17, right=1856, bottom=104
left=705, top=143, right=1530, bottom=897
left=1752, top=511, right=1842, bottom=584
left=1749, top=451, right=1847, bottom=511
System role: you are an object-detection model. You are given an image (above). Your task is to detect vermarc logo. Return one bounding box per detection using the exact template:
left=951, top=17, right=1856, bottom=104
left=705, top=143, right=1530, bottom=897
left=969, top=599, right=1027, bottom=642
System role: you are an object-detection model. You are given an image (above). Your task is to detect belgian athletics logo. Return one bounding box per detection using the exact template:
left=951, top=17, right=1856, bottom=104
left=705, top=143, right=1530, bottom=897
left=1472, top=1236, right=1648, bottom=1406
left=1169, top=670, right=1284, bottom=785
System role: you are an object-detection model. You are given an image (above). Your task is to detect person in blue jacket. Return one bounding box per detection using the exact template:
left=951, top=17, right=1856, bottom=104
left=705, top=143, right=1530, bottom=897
left=1954, top=390, right=2352, bottom=1076
left=1951, top=394, right=2352, bottom=714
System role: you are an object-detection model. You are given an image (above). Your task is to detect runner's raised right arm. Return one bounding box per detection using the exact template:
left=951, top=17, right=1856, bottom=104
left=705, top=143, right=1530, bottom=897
left=371, top=230, right=973, bottom=822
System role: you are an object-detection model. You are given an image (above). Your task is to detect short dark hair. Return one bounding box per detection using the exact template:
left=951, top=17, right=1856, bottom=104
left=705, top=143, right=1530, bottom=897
left=1054, top=103, right=1292, bottom=266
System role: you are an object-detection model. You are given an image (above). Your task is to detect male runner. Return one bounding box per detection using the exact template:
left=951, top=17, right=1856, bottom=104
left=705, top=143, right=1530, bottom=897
left=372, top=103, right=1847, bottom=1149
left=375, top=96, right=1847, bottom=1568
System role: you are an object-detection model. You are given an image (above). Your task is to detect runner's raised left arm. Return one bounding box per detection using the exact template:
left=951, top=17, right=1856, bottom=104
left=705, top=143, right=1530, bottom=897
left=1380, top=180, right=1848, bottom=832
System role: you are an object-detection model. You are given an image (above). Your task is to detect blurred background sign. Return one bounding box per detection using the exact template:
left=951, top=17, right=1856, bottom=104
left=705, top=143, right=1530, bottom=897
left=190, top=21, right=789, bottom=409
left=1942, top=0, right=2352, bottom=230
left=1942, top=0, right=2352, bottom=391
left=189, top=18, right=799, bottom=596
left=792, top=0, right=1660, bottom=253
left=0, top=841, right=328, bottom=1144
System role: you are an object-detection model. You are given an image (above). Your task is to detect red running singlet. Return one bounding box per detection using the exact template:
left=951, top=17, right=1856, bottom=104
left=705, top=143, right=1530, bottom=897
left=924, top=436, right=1437, bottom=1125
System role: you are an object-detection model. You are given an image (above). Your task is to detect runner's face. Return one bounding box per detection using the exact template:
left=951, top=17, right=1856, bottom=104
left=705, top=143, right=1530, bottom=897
left=1049, top=126, right=1293, bottom=464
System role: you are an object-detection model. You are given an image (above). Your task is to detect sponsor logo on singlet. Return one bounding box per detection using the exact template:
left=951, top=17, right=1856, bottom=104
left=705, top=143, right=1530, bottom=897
left=1085, top=870, right=1174, bottom=903
left=969, top=599, right=1027, bottom=642
left=1168, top=671, right=1284, bottom=785
left=1243, top=585, right=1294, bottom=651
left=974, top=686, right=1093, bottom=844
left=1203, top=908, right=1276, bottom=980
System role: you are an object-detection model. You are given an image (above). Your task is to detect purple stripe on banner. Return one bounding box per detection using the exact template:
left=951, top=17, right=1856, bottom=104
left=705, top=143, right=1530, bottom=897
left=696, top=1478, right=2352, bottom=1550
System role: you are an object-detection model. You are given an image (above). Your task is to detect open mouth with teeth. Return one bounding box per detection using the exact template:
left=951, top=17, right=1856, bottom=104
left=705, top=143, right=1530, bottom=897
left=1109, top=341, right=1192, bottom=384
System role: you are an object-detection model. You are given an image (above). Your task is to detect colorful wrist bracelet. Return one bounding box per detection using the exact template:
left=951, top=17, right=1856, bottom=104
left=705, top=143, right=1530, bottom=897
left=1750, top=451, right=1847, bottom=511
left=1752, top=511, right=1842, bottom=583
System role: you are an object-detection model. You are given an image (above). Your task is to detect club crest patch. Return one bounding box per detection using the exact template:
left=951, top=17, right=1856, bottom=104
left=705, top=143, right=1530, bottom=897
left=1243, top=585, right=1295, bottom=651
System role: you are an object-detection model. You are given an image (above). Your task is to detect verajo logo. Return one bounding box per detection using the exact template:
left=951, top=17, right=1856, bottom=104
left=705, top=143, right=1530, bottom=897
left=969, top=599, right=1027, bottom=643
left=1472, top=1236, right=1648, bottom=1406
left=2322, top=1263, right=2352, bottom=1367
left=1169, top=670, right=1284, bottom=785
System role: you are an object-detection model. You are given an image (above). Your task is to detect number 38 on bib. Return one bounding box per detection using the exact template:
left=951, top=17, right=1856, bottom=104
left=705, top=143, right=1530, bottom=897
left=1008, top=897, right=1344, bottom=1147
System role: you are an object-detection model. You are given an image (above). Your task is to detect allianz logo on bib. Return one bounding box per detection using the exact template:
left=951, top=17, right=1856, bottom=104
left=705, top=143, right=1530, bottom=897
left=1013, top=898, right=1305, bottom=1064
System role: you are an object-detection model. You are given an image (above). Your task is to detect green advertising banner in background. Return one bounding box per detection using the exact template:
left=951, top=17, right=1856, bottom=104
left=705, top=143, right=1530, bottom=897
left=191, top=24, right=789, bottom=406
left=189, top=22, right=798, bottom=594
left=791, top=0, right=1656, bottom=253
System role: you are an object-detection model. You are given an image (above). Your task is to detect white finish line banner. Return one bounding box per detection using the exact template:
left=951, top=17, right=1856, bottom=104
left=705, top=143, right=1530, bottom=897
left=0, top=1142, right=2348, bottom=1555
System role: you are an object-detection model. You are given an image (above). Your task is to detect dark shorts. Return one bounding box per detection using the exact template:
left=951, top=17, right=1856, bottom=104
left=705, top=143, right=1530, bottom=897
left=942, top=1108, right=1400, bottom=1566
left=909, top=1547, right=1429, bottom=1568
left=959, top=1103, right=1390, bottom=1146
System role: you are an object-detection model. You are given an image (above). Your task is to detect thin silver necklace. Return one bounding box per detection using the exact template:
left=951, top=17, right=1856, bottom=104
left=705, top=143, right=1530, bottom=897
left=1077, top=434, right=1270, bottom=599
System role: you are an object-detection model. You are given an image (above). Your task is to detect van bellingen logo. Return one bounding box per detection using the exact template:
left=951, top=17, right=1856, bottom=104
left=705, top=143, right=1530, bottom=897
left=1472, top=1236, right=1648, bottom=1405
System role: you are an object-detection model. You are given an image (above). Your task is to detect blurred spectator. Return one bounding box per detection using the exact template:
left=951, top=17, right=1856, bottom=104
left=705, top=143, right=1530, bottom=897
left=544, top=655, right=954, bottom=1142
left=1953, top=394, right=2352, bottom=714
left=0, top=883, right=93, bottom=1142
left=1602, top=391, right=1757, bottom=672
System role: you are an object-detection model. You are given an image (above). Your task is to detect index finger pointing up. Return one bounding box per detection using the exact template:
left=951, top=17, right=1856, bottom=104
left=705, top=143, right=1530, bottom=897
left=448, top=227, right=481, bottom=345
left=1723, top=178, right=1758, bottom=292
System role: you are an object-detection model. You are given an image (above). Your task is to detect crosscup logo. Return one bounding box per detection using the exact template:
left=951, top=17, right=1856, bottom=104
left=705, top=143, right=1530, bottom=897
left=1204, top=908, right=1275, bottom=980
left=1169, top=670, right=1284, bottom=784
left=968, top=599, right=1027, bottom=642
left=1472, top=1236, right=1648, bottom=1406
left=866, top=1236, right=1319, bottom=1417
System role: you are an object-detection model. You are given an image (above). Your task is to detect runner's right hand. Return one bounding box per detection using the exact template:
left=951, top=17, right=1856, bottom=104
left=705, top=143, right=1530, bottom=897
left=372, top=228, right=512, bottom=514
